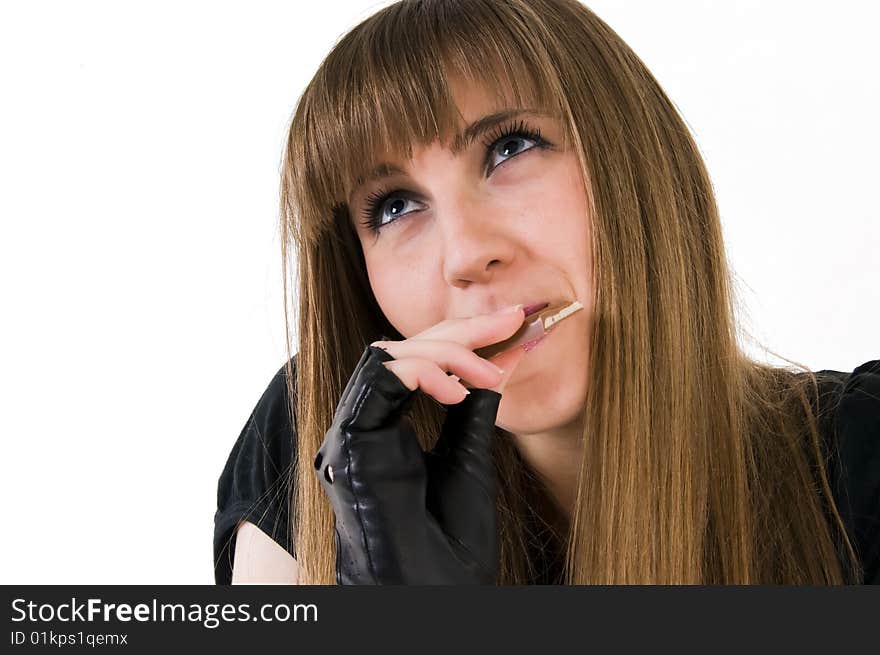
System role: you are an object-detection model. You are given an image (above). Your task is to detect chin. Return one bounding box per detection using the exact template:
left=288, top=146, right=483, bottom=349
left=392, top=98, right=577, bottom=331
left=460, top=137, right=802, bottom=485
left=495, top=372, right=588, bottom=432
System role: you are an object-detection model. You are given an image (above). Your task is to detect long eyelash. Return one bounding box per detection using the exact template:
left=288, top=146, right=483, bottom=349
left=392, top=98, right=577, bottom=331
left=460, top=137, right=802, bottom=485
left=358, top=118, right=547, bottom=234
left=359, top=185, right=391, bottom=229
left=479, top=118, right=544, bottom=151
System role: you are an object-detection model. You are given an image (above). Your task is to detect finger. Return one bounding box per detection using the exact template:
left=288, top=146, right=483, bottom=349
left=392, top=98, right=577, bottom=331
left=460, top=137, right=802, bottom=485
left=369, top=338, right=505, bottom=391
left=337, top=339, right=380, bottom=409
left=381, top=357, right=473, bottom=405
left=336, top=344, right=415, bottom=432
left=456, top=333, right=530, bottom=394
left=484, top=343, right=528, bottom=394
left=411, top=304, right=526, bottom=351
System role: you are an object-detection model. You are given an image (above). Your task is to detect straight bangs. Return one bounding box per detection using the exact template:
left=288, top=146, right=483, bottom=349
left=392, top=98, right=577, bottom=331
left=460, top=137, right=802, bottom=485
left=287, top=0, right=575, bottom=247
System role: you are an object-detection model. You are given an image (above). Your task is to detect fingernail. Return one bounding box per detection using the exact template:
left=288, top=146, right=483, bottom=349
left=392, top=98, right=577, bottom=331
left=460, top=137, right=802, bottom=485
left=484, top=360, right=505, bottom=376
left=498, top=303, right=524, bottom=314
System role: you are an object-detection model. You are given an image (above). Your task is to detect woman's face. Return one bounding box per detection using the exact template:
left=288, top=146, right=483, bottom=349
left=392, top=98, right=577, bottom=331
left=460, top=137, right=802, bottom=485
left=348, top=77, right=593, bottom=434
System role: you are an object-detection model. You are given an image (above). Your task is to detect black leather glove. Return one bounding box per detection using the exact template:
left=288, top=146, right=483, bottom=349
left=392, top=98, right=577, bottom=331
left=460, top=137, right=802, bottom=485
left=314, top=344, right=502, bottom=584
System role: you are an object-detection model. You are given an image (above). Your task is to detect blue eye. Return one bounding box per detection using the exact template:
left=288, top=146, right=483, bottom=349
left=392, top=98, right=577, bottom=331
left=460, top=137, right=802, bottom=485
left=358, top=119, right=549, bottom=235
left=484, top=129, right=542, bottom=170
left=360, top=194, right=420, bottom=234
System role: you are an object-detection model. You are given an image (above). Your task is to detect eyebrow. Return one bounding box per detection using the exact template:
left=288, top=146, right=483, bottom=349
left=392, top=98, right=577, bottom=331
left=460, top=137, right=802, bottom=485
left=348, top=108, right=554, bottom=198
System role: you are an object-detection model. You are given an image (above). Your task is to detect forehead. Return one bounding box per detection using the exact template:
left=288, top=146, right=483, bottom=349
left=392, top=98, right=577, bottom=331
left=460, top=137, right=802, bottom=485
left=348, top=77, right=501, bottom=177
left=446, top=73, right=495, bottom=122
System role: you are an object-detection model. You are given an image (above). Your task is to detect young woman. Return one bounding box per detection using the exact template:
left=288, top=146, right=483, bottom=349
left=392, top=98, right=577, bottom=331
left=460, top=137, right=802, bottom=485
left=213, top=0, right=879, bottom=585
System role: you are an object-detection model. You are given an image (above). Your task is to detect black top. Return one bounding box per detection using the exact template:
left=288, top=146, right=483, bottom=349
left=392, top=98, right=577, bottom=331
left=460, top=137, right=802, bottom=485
left=213, top=356, right=880, bottom=585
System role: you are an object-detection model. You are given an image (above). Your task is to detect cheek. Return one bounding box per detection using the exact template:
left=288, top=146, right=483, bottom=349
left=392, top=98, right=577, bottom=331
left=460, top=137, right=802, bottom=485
left=365, top=257, right=434, bottom=338
left=521, top=180, right=591, bottom=264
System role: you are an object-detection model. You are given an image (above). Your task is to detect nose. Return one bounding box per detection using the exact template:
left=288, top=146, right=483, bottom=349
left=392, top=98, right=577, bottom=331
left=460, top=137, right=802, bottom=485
left=439, top=196, right=515, bottom=286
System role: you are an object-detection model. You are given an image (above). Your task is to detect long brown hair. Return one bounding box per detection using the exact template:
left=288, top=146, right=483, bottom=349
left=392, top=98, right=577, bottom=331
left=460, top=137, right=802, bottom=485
left=278, top=0, right=862, bottom=584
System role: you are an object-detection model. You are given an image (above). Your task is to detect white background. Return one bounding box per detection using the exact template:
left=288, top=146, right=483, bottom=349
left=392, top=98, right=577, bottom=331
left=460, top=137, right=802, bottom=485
left=0, top=1, right=877, bottom=583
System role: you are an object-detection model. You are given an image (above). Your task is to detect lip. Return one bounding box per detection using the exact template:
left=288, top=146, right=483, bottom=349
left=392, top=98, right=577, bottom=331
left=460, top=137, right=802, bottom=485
left=522, top=301, right=550, bottom=317
left=521, top=328, right=552, bottom=352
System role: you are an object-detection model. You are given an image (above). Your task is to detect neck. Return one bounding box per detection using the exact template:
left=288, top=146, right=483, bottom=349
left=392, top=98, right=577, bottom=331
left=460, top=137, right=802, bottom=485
left=510, top=411, right=585, bottom=526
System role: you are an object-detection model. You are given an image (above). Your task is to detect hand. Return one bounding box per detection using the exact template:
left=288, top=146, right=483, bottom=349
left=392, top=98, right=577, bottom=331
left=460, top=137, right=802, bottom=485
left=313, top=305, right=528, bottom=584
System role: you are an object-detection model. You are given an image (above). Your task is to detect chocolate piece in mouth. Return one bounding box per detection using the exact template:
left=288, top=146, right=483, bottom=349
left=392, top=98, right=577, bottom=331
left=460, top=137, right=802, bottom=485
left=474, top=300, right=584, bottom=360
left=523, top=302, right=549, bottom=317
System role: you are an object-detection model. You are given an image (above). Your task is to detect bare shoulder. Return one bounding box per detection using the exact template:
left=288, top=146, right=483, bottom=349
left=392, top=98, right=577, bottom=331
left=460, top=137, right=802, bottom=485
left=231, top=520, right=300, bottom=584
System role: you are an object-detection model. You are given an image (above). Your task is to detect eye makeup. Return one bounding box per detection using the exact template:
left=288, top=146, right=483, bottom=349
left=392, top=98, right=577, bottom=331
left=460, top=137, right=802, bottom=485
left=357, top=118, right=550, bottom=235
